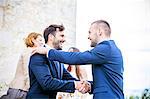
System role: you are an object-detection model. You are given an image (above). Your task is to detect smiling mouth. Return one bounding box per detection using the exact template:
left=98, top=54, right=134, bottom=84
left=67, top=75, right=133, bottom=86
left=59, top=42, right=64, bottom=45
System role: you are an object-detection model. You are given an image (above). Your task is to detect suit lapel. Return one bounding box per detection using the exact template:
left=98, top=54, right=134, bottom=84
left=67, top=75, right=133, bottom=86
left=54, top=61, right=63, bottom=79
left=54, top=61, right=60, bottom=78
left=48, top=60, right=63, bottom=79
left=60, top=63, right=63, bottom=79
left=48, top=61, right=58, bottom=78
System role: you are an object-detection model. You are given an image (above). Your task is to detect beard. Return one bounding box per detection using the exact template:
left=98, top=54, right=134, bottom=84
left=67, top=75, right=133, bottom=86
left=90, top=41, right=97, bottom=47
left=53, top=41, right=63, bottom=50
left=56, top=46, right=62, bottom=50
left=53, top=44, right=62, bottom=50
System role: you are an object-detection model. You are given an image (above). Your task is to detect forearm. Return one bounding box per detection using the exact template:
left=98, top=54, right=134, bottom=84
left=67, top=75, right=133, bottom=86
left=48, top=49, right=90, bottom=65
left=40, top=78, right=75, bottom=92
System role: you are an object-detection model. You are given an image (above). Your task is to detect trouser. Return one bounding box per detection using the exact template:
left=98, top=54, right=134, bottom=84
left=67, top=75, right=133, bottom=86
left=0, top=88, right=27, bottom=99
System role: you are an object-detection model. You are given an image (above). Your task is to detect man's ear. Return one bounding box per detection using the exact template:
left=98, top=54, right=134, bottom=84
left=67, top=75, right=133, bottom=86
left=98, top=29, right=102, bottom=36
left=48, top=34, right=54, bottom=41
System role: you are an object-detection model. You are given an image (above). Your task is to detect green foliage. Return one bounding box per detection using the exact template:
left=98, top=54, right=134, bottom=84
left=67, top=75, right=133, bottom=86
left=142, top=89, right=150, bottom=99
left=0, top=82, right=8, bottom=91
left=129, top=95, right=140, bottom=99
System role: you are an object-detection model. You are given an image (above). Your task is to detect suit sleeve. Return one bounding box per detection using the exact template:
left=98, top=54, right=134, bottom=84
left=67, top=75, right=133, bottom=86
left=29, top=54, right=75, bottom=92
left=88, top=81, right=94, bottom=94
left=48, top=44, right=109, bottom=65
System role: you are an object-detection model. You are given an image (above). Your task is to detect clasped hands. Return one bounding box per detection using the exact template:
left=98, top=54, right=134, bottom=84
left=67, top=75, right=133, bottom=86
left=75, top=80, right=91, bottom=94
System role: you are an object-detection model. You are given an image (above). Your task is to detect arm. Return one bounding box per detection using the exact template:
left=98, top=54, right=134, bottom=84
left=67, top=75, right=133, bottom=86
left=9, top=54, right=24, bottom=87
left=29, top=53, right=76, bottom=92
left=22, top=52, right=31, bottom=89
left=48, top=44, right=109, bottom=65
left=14, top=54, right=24, bottom=77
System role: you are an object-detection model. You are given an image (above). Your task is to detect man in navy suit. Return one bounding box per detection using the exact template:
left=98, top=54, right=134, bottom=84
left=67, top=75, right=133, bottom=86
left=27, top=24, right=91, bottom=99
left=33, top=20, right=124, bottom=99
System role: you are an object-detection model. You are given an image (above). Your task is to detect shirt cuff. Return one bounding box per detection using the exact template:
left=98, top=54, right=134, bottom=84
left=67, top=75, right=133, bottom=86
left=74, top=81, right=77, bottom=89
left=46, top=50, right=50, bottom=58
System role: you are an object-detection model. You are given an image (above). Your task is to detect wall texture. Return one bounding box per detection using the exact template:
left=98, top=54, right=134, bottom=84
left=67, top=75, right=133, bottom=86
left=0, top=0, right=76, bottom=95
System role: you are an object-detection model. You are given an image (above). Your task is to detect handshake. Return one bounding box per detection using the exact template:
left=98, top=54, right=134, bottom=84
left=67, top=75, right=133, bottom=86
left=31, top=47, right=91, bottom=94
left=75, top=80, right=91, bottom=94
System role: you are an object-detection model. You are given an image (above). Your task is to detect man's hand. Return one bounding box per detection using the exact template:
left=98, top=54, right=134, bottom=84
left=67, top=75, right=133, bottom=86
left=75, top=80, right=91, bottom=94
left=32, top=47, right=48, bottom=55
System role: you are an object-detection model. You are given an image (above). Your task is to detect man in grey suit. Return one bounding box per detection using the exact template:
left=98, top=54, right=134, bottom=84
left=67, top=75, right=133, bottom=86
left=33, top=20, right=124, bottom=99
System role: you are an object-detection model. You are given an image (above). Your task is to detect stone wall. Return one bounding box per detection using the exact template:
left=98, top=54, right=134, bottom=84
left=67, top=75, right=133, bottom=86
left=0, top=0, right=76, bottom=95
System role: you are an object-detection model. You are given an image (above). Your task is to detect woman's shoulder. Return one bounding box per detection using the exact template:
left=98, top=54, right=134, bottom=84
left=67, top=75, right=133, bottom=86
left=21, top=47, right=33, bottom=55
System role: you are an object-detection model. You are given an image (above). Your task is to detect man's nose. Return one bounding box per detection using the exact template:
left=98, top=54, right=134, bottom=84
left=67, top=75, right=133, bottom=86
left=62, top=39, right=66, bottom=43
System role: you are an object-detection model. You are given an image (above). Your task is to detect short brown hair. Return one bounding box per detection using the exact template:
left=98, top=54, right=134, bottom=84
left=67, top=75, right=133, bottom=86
left=92, top=20, right=111, bottom=36
left=43, top=24, right=65, bottom=43
left=25, top=32, right=42, bottom=47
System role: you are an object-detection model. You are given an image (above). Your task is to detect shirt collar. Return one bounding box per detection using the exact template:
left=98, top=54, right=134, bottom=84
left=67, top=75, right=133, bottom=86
left=44, top=44, right=54, bottom=49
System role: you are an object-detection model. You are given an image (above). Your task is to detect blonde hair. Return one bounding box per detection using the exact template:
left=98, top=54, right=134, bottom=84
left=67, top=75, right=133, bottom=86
left=25, top=32, right=42, bottom=47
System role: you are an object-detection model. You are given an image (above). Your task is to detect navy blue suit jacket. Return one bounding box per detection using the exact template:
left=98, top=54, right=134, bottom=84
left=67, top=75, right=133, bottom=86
left=27, top=54, right=76, bottom=99
left=46, top=40, right=124, bottom=99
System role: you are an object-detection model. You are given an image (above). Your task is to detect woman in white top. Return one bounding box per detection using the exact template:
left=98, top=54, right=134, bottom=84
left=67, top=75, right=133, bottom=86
left=0, top=32, right=44, bottom=99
